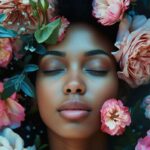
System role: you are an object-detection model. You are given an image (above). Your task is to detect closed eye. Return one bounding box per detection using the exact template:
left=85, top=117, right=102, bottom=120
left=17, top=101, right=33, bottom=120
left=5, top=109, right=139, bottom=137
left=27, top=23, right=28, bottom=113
left=42, top=69, right=65, bottom=75
left=84, top=69, right=108, bottom=76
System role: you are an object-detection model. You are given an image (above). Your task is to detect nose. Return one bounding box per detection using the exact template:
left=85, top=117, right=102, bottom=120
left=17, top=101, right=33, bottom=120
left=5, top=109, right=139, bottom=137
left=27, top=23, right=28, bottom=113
left=63, top=80, right=86, bottom=95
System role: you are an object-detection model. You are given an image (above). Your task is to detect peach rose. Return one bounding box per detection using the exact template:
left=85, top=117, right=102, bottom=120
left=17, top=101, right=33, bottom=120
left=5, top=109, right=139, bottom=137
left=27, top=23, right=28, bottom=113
left=135, top=130, right=150, bottom=150
left=100, top=99, right=131, bottom=136
left=0, top=82, right=25, bottom=129
left=0, top=128, right=36, bottom=150
left=92, top=0, right=130, bottom=26
left=0, top=38, right=13, bottom=68
left=113, top=15, right=150, bottom=88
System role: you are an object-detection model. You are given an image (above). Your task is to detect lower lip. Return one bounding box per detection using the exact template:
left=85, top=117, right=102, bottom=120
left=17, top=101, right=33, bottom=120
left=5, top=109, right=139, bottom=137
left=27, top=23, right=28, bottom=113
left=59, top=110, right=90, bottom=120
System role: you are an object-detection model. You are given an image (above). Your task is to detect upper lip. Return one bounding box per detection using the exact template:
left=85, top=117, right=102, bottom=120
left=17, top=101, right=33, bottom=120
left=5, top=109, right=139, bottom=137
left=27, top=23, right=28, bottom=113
left=57, top=100, right=92, bottom=112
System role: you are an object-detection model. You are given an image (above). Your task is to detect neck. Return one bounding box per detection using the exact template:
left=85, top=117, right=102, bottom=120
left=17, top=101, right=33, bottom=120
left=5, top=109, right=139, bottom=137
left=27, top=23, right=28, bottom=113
left=47, top=129, right=108, bottom=150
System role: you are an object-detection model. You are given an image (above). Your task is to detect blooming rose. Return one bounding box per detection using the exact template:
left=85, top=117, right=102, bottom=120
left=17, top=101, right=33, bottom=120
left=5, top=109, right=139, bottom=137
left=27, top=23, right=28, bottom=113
left=49, top=16, right=70, bottom=42
left=100, top=99, right=131, bottom=136
left=0, top=38, right=13, bottom=68
left=112, top=15, right=150, bottom=88
left=135, top=130, right=150, bottom=150
left=92, top=0, right=130, bottom=26
left=0, top=82, right=25, bottom=129
left=0, top=0, right=52, bottom=34
left=0, top=128, right=36, bottom=150
left=142, top=95, right=150, bottom=119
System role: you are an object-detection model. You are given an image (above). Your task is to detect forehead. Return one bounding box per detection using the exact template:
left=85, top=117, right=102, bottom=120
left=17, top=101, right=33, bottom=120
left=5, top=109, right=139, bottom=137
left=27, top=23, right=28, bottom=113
left=47, top=23, right=113, bottom=55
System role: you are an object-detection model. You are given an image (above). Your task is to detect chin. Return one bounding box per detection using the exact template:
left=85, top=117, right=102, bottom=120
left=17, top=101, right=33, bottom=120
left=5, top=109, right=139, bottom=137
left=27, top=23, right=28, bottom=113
left=47, top=120, right=100, bottom=139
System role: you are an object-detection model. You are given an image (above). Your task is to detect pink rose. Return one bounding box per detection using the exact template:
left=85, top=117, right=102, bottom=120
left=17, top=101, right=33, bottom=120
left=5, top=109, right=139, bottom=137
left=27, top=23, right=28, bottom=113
left=92, top=0, right=130, bottom=26
left=0, top=38, right=13, bottom=68
left=49, top=16, right=70, bottom=42
left=135, top=130, right=150, bottom=150
left=100, top=99, right=131, bottom=136
left=0, top=82, right=25, bottom=129
left=113, top=15, right=150, bottom=88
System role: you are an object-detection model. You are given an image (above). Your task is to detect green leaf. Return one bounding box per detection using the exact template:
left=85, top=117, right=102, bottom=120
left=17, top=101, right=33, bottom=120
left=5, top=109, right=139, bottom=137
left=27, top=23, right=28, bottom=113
left=0, top=26, right=17, bottom=38
left=0, top=14, right=6, bottom=23
left=34, top=18, right=61, bottom=44
left=35, top=44, right=47, bottom=55
left=21, top=76, right=35, bottom=98
left=1, top=75, right=20, bottom=99
left=38, top=0, right=49, bottom=11
left=34, top=135, right=41, bottom=148
left=1, top=85, right=16, bottom=100
left=24, top=64, right=39, bottom=73
left=38, top=144, right=48, bottom=150
left=29, top=0, right=37, bottom=9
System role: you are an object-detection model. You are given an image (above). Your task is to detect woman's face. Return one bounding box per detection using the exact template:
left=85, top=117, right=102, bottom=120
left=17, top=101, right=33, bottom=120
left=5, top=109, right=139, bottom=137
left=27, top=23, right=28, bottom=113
left=36, top=23, right=119, bottom=139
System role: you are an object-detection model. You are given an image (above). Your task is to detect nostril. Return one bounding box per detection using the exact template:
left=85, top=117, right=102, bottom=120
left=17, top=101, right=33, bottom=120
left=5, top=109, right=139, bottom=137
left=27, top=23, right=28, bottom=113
left=76, top=89, right=82, bottom=93
left=67, top=89, right=71, bottom=93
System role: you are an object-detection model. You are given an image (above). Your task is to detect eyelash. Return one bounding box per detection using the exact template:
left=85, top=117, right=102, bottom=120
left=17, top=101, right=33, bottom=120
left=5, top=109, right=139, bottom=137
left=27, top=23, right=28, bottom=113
left=42, top=69, right=108, bottom=76
left=84, top=69, right=108, bottom=76
left=42, top=69, right=65, bottom=75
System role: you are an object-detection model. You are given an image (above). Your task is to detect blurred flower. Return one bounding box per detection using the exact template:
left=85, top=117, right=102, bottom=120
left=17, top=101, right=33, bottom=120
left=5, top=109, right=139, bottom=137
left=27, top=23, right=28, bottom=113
left=0, top=0, right=51, bottom=34
left=100, top=99, right=131, bottom=136
left=0, top=128, right=36, bottom=150
left=0, top=82, right=25, bottom=129
left=142, top=95, right=150, bottom=119
left=0, top=38, right=13, bottom=68
left=135, top=130, right=150, bottom=150
left=92, top=0, right=130, bottom=26
left=112, top=15, right=150, bottom=88
left=49, top=16, right=70, bottom=42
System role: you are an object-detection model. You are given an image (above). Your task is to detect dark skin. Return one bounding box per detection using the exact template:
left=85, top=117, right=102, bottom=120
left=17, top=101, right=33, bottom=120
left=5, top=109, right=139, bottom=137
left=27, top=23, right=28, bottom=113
left=36, top=23, right=119, bottom=150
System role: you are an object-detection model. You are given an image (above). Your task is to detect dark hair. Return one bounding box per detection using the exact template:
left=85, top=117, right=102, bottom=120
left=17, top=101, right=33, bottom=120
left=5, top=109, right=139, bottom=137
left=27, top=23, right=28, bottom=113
left=56, top=0, right=118, bottom=44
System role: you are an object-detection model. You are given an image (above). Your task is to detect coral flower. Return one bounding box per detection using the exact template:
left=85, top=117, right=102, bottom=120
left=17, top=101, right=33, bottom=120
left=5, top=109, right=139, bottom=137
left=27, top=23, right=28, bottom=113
left=0, top=38, right=13, bottom=68
left=100, top=99, right=131, bottom=136
left=0, top=0, right=46, bottom=34
left=92, top=0, right=130, bottom=26
left=0, top=82, right=25, bottom=129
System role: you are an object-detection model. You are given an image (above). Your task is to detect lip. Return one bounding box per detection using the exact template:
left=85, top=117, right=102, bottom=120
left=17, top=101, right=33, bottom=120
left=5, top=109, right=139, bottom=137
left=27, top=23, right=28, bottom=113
left=57, top=100, right=92, bottom=121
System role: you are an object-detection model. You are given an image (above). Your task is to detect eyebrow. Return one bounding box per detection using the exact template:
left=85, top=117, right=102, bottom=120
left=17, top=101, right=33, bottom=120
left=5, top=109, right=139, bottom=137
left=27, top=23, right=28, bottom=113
left=84, top=49, right=111, bottom=57
left=42, top=50, right=66, bottom=57
left=41, top=49, right=111, bottom=58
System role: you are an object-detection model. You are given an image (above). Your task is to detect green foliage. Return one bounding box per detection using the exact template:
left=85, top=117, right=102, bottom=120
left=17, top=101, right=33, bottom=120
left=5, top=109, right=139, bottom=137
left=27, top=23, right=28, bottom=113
left=0, top=14, right=6, bottom=23
left=24, top=64, right=39, bottom=73
left=1, top=64, right=39, bottom=100
left=38, top=0, right=49, bottom=12
left=0, top=26, right=17, bottom=38
left=34, top=18, right=61, bottom=44
left=34, top=135, right=48, bottom=150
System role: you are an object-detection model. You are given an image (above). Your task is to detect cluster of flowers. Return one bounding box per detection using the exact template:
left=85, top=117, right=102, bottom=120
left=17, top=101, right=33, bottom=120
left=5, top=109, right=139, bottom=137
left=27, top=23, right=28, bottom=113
left=0, top=0, right=150, bottom=149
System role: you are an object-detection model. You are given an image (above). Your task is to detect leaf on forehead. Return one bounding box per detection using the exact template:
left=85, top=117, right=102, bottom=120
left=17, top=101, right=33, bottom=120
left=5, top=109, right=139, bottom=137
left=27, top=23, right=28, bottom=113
left=34, top=18, right=61, bottom=44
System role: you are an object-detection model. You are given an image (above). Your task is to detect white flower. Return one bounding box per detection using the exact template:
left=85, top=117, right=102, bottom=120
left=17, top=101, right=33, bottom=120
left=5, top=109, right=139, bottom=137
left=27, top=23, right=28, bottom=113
left=0, top=128, right=36, bottom=150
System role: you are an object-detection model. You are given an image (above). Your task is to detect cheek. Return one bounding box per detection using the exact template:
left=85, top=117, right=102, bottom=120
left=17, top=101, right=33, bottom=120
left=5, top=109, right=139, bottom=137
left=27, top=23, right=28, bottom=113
left=36, top=77, right=63, bottom=126
left=87, top=74, right=118, bottom=109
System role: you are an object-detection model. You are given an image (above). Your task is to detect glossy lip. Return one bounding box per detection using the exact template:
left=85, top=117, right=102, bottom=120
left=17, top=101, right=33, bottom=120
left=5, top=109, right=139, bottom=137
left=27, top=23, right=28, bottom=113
left=57, top=100, right=92, bottom=121
left=57, top=100, right=92, bottom=111
left=57, top=99, right=92, bottom=121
